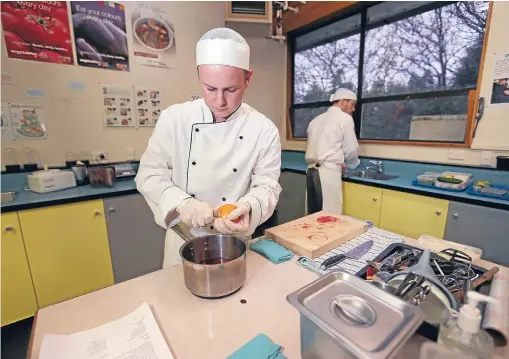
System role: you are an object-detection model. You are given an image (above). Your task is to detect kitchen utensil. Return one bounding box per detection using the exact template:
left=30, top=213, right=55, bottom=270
left=172, top=223, right=247, bottom=299
left=264, top=211, right=368, bottom=259
left=472, top=267, right=499, bottom=289
left=287, top=271, right=425, bottom=359
left=88, top=166, right=116, bottom=188
left=71, top=163, right=88, bottom=186
left=418, top=234, right=482, bottom=261
left=387, top=277, right=452, bottom=326
left=387, top=250, right=457, bottom=310
left=440, top=248, right=472, bottom=266
left=321, top=240, right=374, bottom=270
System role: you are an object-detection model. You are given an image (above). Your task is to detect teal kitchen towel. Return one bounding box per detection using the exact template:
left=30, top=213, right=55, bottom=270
left=227, top=333, right=287, bottom=359
left=250, top=239, right=293, bottom=264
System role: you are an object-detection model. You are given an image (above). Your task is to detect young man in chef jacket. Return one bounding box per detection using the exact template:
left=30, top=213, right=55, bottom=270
left=135, top=28, right=282, bottom=267
left=305, top=88, right=360, bottom=216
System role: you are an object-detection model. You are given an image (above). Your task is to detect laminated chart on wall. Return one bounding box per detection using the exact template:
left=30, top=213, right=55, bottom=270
left=135, top=87, right=163, bottom=127
left=102, top=85, right=135, bottom=127
left=491, top=52, right=509, bottom=105
left=8, top=104, right=47, bottom=140
left=1, top=1, right=74, bottom=65
left=1, top=103, right=14, bottom=142
left=70, top=1, right=129, bottom=71
left=127, top=1, right=177, bottom=68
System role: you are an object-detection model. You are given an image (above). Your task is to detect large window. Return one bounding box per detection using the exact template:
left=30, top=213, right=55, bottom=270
left=289, top=1, right=490, bottom=144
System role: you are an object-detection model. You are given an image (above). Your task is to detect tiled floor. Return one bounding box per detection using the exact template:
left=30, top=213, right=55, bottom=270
left=1, top=317, right=33, bottom=359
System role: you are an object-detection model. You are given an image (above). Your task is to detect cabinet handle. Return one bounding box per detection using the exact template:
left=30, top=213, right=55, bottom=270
left=435, top=210, right=442, bottom=216
left=453, top=213, right=459, bottom=219
left=372, top=197, right=378, bottom=202
left=93, top=210, right=101, bottom=216
left=5, top=225, right=14, bottom=231
left=108, top=207, right=116, bottom=214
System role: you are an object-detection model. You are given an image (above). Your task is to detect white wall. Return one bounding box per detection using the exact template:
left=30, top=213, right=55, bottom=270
left=0, top=1, right=285, bottom=166
left=281, top=1, right=509, bottom=166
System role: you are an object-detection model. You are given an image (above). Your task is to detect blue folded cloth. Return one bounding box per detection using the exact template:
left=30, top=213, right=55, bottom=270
left=227, top=333, right=287, bottom=359
left=250, top=239, right=293, bottom=264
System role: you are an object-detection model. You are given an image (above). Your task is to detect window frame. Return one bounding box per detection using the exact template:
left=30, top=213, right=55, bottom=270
left=286, top=1, right=493, bottom=147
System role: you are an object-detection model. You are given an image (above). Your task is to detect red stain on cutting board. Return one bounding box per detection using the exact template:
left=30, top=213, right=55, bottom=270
left=317, top=216, right=340, bottom=223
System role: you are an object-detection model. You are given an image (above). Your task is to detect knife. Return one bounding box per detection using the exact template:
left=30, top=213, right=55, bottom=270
left=321, top=240, right=374, bottom=270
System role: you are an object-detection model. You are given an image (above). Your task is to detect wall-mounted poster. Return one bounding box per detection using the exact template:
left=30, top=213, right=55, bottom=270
left=1, top=1, right=73, bottom=65
left=135, top=87, right=163, bottom=127
left=128, top=2, right=176, bottom=68
left=71, top=1, right=129, bottom=71
left=491, top=52, right=509, bottom=105
left=102, top=85, right=135, bottom=127
left=1, top=103, right=14, bottom=142
left=8, top=104, right=47, bottom=140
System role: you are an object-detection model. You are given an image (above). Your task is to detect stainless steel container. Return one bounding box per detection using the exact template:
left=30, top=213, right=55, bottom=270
left=287, top=271, right=425, bottom=359
left=173, top=225, right=247, bottom=298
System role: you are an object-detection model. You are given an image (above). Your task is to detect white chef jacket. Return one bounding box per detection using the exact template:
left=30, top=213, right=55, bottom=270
left=305, top=106, right=360, bottom=170
left=135, top=98, right=282, bottom=237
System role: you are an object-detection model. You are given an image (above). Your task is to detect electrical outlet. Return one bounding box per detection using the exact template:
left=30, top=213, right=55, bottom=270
left=447, top=150, right=465, bottom=161
left=480, top=151, right=493, bottom=166
left=125, top=148, right=135, bottom=160
left=92, top=151, right=108, bottom=162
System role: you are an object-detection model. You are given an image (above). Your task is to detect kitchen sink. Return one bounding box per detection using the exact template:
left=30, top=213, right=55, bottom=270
left=1, top=192, right=16, bottom=203
left=347, top=171, right=399, bottom=181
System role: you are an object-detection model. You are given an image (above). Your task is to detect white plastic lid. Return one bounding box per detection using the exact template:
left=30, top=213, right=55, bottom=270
left=458, top=292, right=499, bottom=333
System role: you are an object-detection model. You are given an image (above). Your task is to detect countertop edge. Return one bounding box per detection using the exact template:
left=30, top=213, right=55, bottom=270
left=281, top=167, right=509, bottom=211
left=2, top=167, right=508, bottom=213
left=1, top=188, right=139, bottom=213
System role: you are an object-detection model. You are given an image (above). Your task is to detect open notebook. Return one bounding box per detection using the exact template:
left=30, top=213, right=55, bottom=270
left=39, top=302, right=174, bottom=359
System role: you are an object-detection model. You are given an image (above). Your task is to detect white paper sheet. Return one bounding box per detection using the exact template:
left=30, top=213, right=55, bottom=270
left=102, top=84, right=135, bottom=127
left=39, top=302, right=174, bottom=359
left=135, top=86, right=163, bottom=127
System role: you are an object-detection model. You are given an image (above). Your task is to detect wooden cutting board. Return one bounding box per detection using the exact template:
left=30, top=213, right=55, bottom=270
left=264, top=211, right=369, bottom=259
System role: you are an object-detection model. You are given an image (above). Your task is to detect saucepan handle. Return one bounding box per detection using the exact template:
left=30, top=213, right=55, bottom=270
left=170, top=223, right=196, bottom=242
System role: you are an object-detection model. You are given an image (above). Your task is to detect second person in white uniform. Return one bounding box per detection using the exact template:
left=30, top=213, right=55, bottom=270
left=305, top=88, right=360, bottom=215
left=135, top=28, right=282, bottom=267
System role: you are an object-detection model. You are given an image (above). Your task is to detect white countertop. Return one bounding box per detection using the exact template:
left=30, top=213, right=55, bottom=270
left=28, top=243, right=508, bottom=359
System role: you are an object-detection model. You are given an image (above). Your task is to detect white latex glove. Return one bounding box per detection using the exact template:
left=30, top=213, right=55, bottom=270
left=176, top=198, right=214, bottom=229
left=213, top=201, right=251, bottom=235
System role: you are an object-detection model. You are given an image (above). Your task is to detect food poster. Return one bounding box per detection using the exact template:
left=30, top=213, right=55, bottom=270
left=70, top=1, right=129, bottom=71
left=491, top=52, right=509, bottom=105
left=135, top=87, right=163, bottom=127
left=8, top=104, right=47, bottom=139
left=128, top=2, right=176, bottom=68
left=1, top=1, right=74, bottom=65
left=1, top=103, right=14, bottom=142
left=102, top=85, right=135, bottom=127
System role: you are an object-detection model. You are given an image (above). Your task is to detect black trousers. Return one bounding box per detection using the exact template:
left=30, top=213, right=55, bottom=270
left=306, top=167, right=323, bottom=215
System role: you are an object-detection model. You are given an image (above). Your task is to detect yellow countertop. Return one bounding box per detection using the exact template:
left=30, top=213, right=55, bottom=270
left=27, top=238, right=508, bottom=359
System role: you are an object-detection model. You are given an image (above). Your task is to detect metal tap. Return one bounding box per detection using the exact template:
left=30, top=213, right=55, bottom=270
left=366, top=160, right=384, bottom=174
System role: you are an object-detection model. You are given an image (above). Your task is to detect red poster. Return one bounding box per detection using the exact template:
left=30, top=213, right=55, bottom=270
left=1, top=1, right=74, bottom=64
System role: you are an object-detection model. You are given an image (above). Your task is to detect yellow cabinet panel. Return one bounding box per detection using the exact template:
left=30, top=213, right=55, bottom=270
left=343, top=182, right=383, bottom=226
left=379, top=190, right=449, bottom=239
left=1, top=213, right=38, bottom=326
left=19, top=200, right=114, bottom=308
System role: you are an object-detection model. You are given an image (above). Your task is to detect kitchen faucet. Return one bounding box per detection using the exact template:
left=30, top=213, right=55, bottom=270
left=366, top=160, right=384, bottom=174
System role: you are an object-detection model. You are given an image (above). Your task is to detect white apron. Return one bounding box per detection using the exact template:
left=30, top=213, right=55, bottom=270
left=318, top=166, right=343, bottom=215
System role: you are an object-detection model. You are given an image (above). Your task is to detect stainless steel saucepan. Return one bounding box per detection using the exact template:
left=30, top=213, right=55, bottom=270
left=172, top=224, right=247, bottom=299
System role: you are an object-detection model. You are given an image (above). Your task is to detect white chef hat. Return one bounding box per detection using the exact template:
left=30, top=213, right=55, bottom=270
left=330, top=88, right=357, bottom=102
left=196, top=28, right=250, bottom=70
